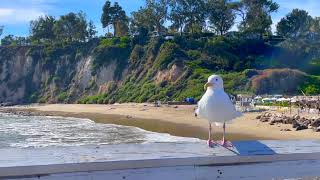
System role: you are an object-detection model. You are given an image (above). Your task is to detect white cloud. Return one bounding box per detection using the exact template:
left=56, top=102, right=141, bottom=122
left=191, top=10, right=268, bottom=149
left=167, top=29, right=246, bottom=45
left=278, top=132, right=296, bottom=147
left=0, top=8, right=44, bottom=24
left=0, top=0, right=57, bottom=25
left=0, top=8, right=14, bottom=16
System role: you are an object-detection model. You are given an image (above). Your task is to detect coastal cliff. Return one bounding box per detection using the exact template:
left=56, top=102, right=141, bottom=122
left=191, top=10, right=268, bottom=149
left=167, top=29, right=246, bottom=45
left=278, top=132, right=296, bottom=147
left=0, top=37, right=319, bottom=104
left=0, top=40, right=125, bottom=104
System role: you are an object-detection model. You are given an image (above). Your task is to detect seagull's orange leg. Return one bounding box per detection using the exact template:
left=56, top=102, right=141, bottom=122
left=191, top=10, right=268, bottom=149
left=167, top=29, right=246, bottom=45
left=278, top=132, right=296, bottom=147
left=220, top=122, right=233, bottom=147
left=207, top=123, right=216, bottom=147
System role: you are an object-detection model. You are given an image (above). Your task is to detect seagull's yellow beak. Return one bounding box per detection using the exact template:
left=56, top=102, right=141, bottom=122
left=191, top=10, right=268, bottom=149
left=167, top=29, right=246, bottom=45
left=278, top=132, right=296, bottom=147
left=204, top=82, right=213, bottom=90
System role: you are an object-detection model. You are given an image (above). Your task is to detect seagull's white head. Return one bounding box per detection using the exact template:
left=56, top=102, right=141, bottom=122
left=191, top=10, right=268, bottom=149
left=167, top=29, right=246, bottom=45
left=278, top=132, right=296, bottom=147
left=204, top=75, right=224, bottom=90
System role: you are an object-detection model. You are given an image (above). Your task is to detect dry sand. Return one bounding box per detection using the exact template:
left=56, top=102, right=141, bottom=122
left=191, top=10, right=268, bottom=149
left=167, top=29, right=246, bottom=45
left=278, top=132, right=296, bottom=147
left=13, top=103, right=320, bottom=141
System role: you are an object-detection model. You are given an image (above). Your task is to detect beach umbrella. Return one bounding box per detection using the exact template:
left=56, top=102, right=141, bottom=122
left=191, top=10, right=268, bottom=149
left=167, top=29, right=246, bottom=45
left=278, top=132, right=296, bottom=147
left=276, top=98, right=289, bottom=102
left=290, top=97, right=297, bottom=103
left=254, top=96, right=262, bottom=100
left=270, top=97, right=277, bottom=101
left=262, top=98, right=271, bottom=102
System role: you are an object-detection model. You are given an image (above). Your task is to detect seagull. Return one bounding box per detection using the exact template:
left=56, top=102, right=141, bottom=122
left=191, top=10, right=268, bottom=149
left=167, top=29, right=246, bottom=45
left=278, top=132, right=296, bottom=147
left=195, top=75, right=242, bottom=147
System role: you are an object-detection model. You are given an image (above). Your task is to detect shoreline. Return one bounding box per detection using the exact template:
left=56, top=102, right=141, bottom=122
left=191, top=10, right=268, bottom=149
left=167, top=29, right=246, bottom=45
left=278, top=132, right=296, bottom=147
left=1, top=103, right=320, bottom=141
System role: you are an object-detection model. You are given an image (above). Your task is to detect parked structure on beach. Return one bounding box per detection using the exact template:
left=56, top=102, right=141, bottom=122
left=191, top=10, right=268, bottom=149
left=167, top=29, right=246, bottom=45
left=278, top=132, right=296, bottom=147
left=236, top=94, right=253, bottom=107
left=292, top=96, right=320, bottom=115
left=236, top=94, right=254, bottom=111
left=235, top=94, right=320, bottom=115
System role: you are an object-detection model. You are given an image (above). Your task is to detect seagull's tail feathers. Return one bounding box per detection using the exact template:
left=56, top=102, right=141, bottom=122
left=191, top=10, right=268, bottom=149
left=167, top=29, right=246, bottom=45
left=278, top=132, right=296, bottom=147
left=215, top=122, right=223, bottom=126
left=221, top=110, right=243, bottom=125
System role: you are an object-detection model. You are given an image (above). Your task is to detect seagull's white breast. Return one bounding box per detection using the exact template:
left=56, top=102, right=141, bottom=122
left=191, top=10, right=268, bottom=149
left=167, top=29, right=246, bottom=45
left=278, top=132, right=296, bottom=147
left=197, top=89, right=241, bottom=123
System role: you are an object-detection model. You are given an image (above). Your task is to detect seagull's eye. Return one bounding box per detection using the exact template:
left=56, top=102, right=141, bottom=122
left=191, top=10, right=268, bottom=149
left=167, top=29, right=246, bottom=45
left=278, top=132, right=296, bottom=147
left=215, top=79, right=218, bottom=81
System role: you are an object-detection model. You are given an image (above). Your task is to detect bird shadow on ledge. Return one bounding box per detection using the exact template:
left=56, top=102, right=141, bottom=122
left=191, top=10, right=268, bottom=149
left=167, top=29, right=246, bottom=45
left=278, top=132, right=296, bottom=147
left=226, top=140, right=277, bottom=156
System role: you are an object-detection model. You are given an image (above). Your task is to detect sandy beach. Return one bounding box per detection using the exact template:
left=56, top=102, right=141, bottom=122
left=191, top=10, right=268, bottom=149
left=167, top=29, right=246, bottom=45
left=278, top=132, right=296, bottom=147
left=7, top=103, right=320, bottom=141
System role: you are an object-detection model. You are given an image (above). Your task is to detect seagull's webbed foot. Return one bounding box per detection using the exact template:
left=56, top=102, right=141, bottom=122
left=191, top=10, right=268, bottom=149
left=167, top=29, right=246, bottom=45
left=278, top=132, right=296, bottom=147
left=207, top=140, right=217, bottom=148
left=219, top=122, right=233, bottom=148
left=218, top=140, right=233, bottom=148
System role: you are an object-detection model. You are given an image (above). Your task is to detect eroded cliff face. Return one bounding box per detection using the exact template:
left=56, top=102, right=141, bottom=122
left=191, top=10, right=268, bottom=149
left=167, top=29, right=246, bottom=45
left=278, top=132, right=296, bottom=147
left=0, top=41, right=316, bottom=104
left=0, top=42, right=187, bottom=104
left=155, top=64, right=184, bottom=84
left=0, top=46, right=131, bottom=104
left=0, top=47, right=36, bottom=103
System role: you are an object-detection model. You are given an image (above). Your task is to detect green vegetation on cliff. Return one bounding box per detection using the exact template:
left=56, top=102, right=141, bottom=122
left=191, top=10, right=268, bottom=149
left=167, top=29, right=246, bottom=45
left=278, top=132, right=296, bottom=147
left=75, top=35, right=320, bottom=104
left=0, top=0, right=320, bottom=104
left=91, top=36, right=131, bottom=79
left=1, top=32, right=319, bottom=104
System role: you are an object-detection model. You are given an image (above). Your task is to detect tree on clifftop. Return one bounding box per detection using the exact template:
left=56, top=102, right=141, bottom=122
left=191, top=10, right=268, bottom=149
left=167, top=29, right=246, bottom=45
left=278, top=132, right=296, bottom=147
left=168, top=1, right=184, bottom=34
left=101, top=1, right=128, bottom=37
left=146, top=0, right=168, bottom=34
left=1, top=35, right=30, bottom=46
left=131, top=0, right=168, bottom=35
left=30, top=15, right=55, bottom=42
left=0, top=26, right=4, bottom=37
left=235, top=0, right=279, bottom=37
left=207, top=0, right=235, bottom=35
left=1, top=35, right=15, bottom=45
left=101, top=1, right=112, bottom=33
left=53, top=12, right=89, bottom=42
left=88, top=21, right=97, bottom=39
left=169, top=0, right=207, bottom=34
left=276, top=9, right=313, bottom=38
left=311, top=17, right=320, bottom=38
left=131, top=7, right=154, bottom=34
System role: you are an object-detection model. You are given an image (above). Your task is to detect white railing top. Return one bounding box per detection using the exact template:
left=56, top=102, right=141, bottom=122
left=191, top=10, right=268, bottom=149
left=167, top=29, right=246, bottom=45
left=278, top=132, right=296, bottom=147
left=0, top=140, right=320, bottom=177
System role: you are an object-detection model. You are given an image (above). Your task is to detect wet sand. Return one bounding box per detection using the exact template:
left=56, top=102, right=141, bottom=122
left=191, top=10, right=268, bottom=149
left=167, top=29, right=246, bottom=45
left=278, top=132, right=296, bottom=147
left=7, top=103, right=320, bottom=141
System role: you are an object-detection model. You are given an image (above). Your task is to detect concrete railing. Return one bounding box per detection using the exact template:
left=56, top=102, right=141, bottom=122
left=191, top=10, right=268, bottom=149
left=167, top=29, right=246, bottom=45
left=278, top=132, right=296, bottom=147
left=1, top=140, right=320, bottom=180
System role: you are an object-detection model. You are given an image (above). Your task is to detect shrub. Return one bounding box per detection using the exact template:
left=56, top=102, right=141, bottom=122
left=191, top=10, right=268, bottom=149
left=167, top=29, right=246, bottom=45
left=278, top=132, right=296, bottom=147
left=154, top=42, right=186, bottom=70
left=78, top=94, right=107, bottom=104
left=91, top=46, right=130, bottom=78
left=299, top=75, right=320, bottom=95
left=130, top=45, right=144, bottom=64
left=57, top=92, right=68, bottom=102
left=251, top=69, right=306, bottom=94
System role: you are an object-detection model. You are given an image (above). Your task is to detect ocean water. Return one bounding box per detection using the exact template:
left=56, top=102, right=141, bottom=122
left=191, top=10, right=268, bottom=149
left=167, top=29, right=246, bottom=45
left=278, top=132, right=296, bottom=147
left=0, top=113, right=200, bottom=148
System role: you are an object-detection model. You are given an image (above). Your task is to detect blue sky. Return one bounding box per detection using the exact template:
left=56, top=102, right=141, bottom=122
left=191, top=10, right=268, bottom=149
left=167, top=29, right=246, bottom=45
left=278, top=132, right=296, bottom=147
left=0, top=0, right=320, bottom=37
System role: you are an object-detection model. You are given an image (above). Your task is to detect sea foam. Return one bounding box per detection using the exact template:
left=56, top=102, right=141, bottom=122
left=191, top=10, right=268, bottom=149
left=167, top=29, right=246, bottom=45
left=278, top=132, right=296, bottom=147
left=0, top=113, right=200, bottom=148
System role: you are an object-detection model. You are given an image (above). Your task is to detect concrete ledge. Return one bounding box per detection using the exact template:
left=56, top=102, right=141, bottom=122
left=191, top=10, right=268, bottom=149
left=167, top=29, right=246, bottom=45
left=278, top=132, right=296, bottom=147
left=2, top=153, right=320, bottom=178
left=1, top=140, right=320, bottom=179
